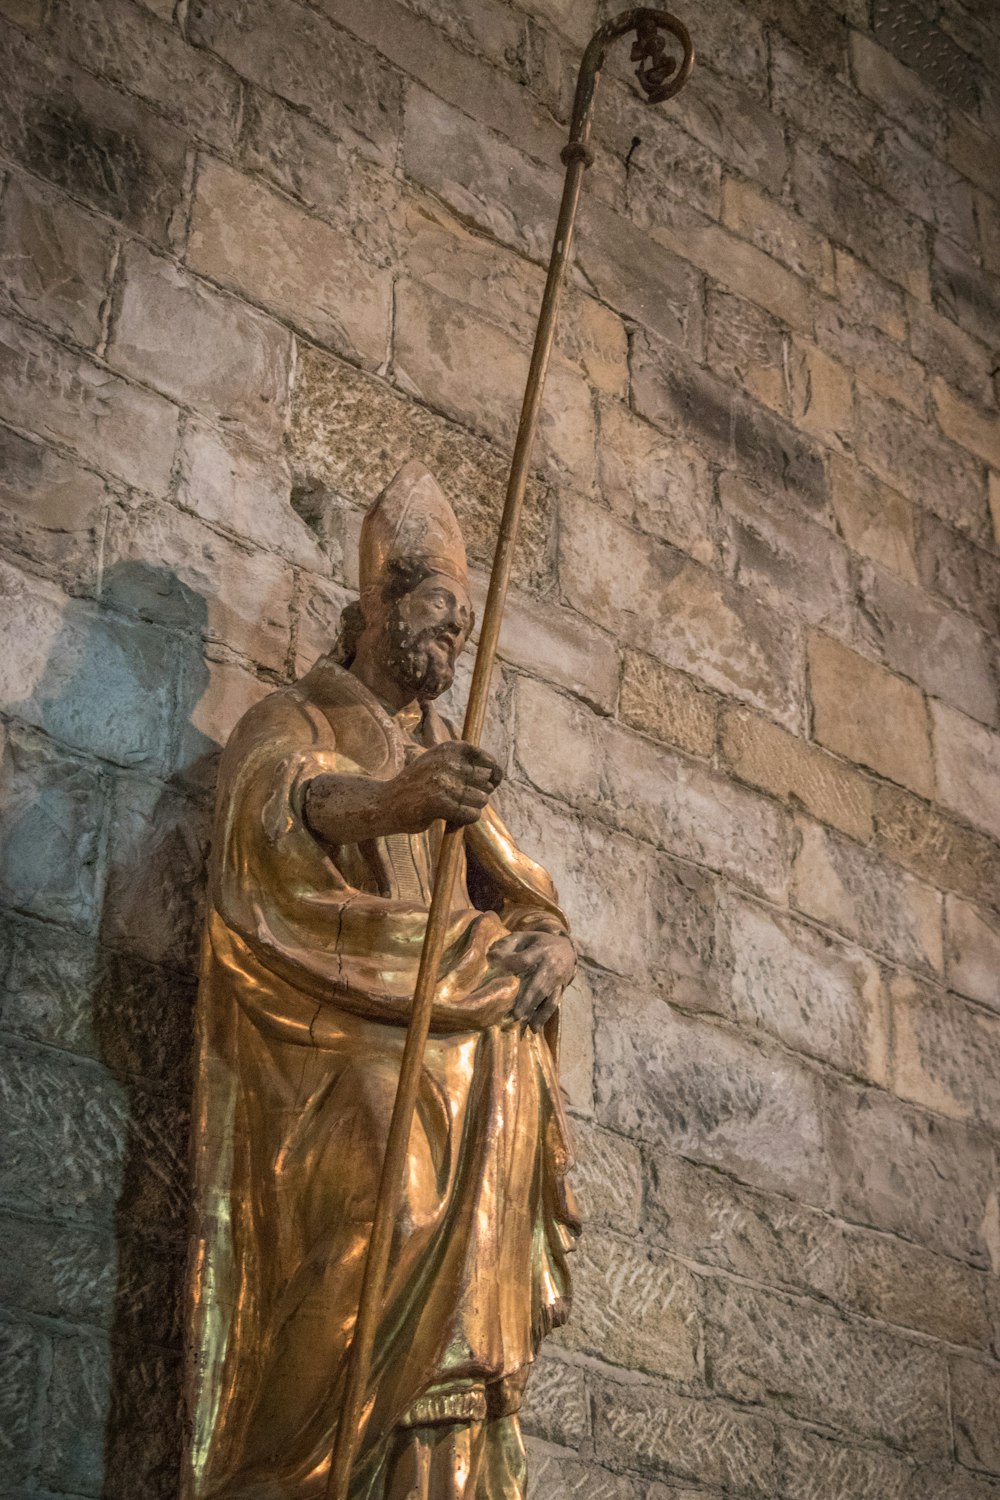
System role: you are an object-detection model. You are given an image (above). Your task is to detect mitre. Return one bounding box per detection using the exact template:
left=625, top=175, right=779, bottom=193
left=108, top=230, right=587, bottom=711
left=359, top=460, right=468, bottom=596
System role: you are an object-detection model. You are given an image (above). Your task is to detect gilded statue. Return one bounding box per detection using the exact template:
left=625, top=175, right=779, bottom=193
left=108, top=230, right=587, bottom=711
left=184, top=462, right=580, bottom=1500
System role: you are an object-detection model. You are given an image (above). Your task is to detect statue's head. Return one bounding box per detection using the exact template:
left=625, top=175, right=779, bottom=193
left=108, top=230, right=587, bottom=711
left=338, top=461, right=473, bottom=703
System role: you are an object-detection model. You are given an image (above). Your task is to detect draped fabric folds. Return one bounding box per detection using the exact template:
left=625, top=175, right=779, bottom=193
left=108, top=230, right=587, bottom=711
left=183, top=659, right=578, bottom=1500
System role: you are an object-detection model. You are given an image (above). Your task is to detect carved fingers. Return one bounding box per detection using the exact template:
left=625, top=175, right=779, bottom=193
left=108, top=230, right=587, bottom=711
left=392, top=741, right=504, bottom=832
left=489, top=931, right=577, bottom=1030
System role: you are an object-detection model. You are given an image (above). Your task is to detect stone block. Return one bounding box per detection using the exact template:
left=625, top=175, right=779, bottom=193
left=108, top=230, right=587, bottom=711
left=816, top=303, right=926, bottom=418
left=809, top=633, right=934, bottom=798
left=721, top=176, right=833, bottom=288
left=909, top=298, right=996, bottom=409
left=619, top=651, right=716, bottom=760
left=292, top=574, right=356, bottom=682
left=932, top=234, right=1000, bottom=353
left=855, top=386, right=989, bottom=545
left=794, top=815, right=943, bottom=972
left=947, top=110, right=999, bottom=198
left=574, top=195, right=705, bottom=352
left=946, top=894, right=1000, bottom=1010
left=772, top=34, right=880, bottom=177
left=857, top=561, right=996, bottom=727
left=849, top=30, right=946, bottom=147
left=706, top=289, right=788, bottom=414
left=289, top=344, right=553, bottom=591
left=53, top=0, right=241, bottom=151
left=792, top=140, right=929, bottom=300
left=599, top=75, right=722, bottom=219
left=916, top=511, right=1000, bottom=639
left=842, top=1222, right=990, bottom=1349
left=101, top=776, right=209, bottom=972
left=661, top=215, right=813, bottom=335
left=0, top=424, right=107, bottom=593
left=644, top=1151, right=845, bottom=1304
left=568, top=1116, right=642, bottom=1233
left=495, top=593, right=620, bottom=715
left=934, top=379, right=1000, bottom=470
left=0, top=1321, right=42, bottom=1484
left=561, top=1230, right=702, bottom=1380
left=720, top=705, right=874, bottom=843
left=826, top=1081, right=996, bottom=1266
left=0, top=556, right=179, bottom=772
left=188, top=0, right=401, bottom=165
left=788, top=337, right=854, bottom=449
left=719, top=473, right=852, bottom=633
left=558, top=967, right=595, bottom=1116
left=595, top=984, right=828, bottom=1204
left=952, top=1357, right=1000, bottom=1476
left=0, top=172, right=112, bottom=347
left=110, top=242, right=291, bottom=445
left=933, top=700, right=1000, bottom=843
left=909, top=1462, right=1000, bottom=1500
left=630, top=330, right=829, bottom=516
left=874, top=781, right=1000, bottom=916
left=717, top=891, right=887, bottom=1081
left=671, top=66, right=787, bottom=197
left=188, top=157, right=391, bottom=371
left=778, top=1427, right=914, bottom=1500
left=875, top=125, right=976, bottom=247
left=560, top=494, right=803, bottom=732
left=0, top=312, right=178, bottom=497
left=393, top=277, right=595, bottom=489
left=830, top=453, right=917, bottom=583
left=834, top=248, right=908, bottom=341
left=519, top=1350, right=589, bottom=1450
left=100, top=499, right=295, bottom=672
left=892, top=972, right=1000, bottom=1129
left=706, top=1278, right=949, bottom=1454
left=597, top=399, right=714, bottom=565
left=593, top=1376, right=777, bottom=1493
left=525, top=1450, right=641, bottom=1500
left=0, top=722, right=106, bottom=930
left=499, top=783, right=662, bottom=979
left=0, top=23, right=188, bottom=245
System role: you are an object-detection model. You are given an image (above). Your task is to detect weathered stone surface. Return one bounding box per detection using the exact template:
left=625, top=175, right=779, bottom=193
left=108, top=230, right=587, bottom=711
left=187, top=157, right=392, bottom=371
left=394, top=277, right=595, bottom=488
left=0, top=312, right=178, bottom=496
left=809, top=633, right=934, bottom=798
left=0, top=172, right=112, bottom=346
left=842, top=1222, right=990, bottom=1349
left=645, top=1150, right=845, bottom=1304
left=0, top=23, right=188, bottom=244
left=0, top=555, right=178, bottom=772
left=655, top=215, right=812, bottom=335
left=560, top=1230, right=702, bottom=1380
left=892, top=972, right=1000, bottom=1128
left=933, top=701, right=1000, bottom=843
left=53, top=0, right=242, bottom=151
left=916, top=511, right=1000, bottom=639
left=494, top=594, right=620, bottom=713
left=597, top=399, right=714, bottom=565
left=619, top=650, right=716, bottom=760
left=932, top=234, right=1000, bottom=353
left=557, top=963, right=594, bottom=1116
left=830, top=454, right=917, bottom=583
left=595, top=984, right=828, bottom=1203
left=707, top=1278, right=949, bottom=1454
left=857, top=561, right=996, bottom=726
left=568, top=1117, right=642, bottom=1233
left=934, top=379, right=1000, bottom=471
left=772, top=34, right=880, bottom=177
left=671, top=65, right=787, bottom=198
left=289, top=344, right=553, bottom=590
left=720, top=705, right=874, bottom=843
left=706, top=289, right=788, bottom=414
left=519, top=1350, right=589, bottom=1450
left=874, top=781, right=1000, bottom=916
left=849, top=30, right=946, bottom=147
left=188, top=0, right=402, bottom=164
left=909, top=299, right=997, bottom=409
left=816, top=303, right=926, bottom=418
left=631, top=330, right=829, bottom=516
left=721, top=175, right=833, bottom=287
left=909, top=1463, right=1000, bottom=1500
left=946, top=894, right=1000, bottom=1010
left=0, top=424, right=107, bottom=593
left=717, top=892, right=887, bottom=1080
left=788, top=337, right=854, bottom=449
left=575, top=195, right=705, bottom=352
left=793, top=818, right=942, bottom=973
left=952, top=1357, right=1000, bottom=1476
left=560, top=495, right=803, bottom=731
left=0, top=1321, right=41, bottom=1484
left=826, top=1082, right=996, bottom=1266
left=593, top=1376, right=777, bottom=1493
left=110, top=243, right=291, bottom=444
left=100, top=499, right=294, bottom=672
left=834, top=248, right=908, bottom=341
left=525, top=1449, right=641, bottom=1500
left=720, top=474, right=852, bottom=633
left=778, top=1427, right=914, bottom=1500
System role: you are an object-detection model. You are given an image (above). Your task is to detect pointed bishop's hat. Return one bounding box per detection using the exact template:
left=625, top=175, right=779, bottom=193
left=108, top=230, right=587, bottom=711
left=359, top=460, right=468, bottom=597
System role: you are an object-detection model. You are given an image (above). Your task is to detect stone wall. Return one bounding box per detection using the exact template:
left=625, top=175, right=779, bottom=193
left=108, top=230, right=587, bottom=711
left=1, top=0, right=999, bottom=1494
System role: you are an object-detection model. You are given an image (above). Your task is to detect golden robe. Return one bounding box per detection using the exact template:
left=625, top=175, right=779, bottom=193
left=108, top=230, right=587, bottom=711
left=184, top=658, right=578, bottom=1500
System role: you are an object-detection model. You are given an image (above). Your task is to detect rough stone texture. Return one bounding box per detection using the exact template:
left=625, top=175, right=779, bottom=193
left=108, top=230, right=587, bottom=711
left=3, top=0, right=1000, bottom=1491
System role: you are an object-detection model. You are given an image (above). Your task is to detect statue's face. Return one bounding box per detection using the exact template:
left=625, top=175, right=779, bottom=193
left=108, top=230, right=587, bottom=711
left=383, top=571, right=473, bottom=702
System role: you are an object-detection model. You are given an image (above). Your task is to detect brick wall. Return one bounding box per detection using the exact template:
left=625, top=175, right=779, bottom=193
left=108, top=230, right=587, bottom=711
left=1, top=0, right=999, bottom=1494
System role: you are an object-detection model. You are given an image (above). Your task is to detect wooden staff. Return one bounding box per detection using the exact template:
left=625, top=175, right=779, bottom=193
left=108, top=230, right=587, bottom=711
left=324, top=12, right=695, bottom=1497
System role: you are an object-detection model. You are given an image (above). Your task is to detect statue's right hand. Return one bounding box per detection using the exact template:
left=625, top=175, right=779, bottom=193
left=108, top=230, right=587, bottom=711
left=387, top=742, right=504, bottom=833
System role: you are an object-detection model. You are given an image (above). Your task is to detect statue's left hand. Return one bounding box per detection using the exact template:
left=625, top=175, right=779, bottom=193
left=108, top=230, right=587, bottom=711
left=488, top=931, right=577, bottom=1031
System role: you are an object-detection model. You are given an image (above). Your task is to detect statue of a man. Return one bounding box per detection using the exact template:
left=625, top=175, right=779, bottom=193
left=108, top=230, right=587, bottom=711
left=185, top=461, right=579, bottom=1500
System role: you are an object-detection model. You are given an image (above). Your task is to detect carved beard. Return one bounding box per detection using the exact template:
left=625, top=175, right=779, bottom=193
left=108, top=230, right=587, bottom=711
left=385, top=611, right=457, bottom=702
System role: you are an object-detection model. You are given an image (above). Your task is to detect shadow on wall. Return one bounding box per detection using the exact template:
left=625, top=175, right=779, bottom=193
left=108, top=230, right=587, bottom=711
left=1, top=562, right=224, bottom=1497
